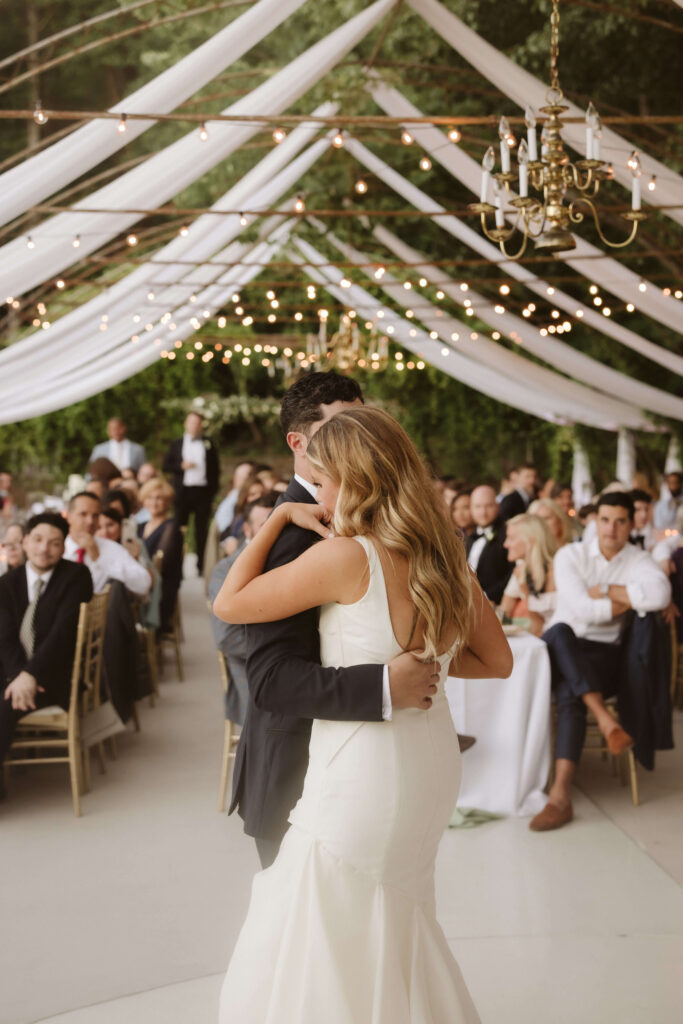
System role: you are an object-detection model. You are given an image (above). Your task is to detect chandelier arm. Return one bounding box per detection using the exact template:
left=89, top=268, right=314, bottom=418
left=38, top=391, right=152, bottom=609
left=498, top=227, right=530, bottom=260
left=568, top=198, right=641, bottom=249
left=479, top=210, right=517, bottom=244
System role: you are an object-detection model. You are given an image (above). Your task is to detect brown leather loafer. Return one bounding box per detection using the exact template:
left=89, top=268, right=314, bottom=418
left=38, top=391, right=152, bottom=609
left=458, top=734, right=476, bottom=753
left=529, top=801, right=573, bottom=832
left=606, top=727, right=634, bottom=756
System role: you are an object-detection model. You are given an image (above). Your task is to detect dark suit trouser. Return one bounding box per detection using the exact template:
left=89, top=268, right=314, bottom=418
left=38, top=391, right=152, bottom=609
left=255, top=834, right=283, bottom=870
left=543, top=623, right=621, bottom=764
left=1, top=686, right=68, bottom=767
left=176, top=486, right=212, bottom=572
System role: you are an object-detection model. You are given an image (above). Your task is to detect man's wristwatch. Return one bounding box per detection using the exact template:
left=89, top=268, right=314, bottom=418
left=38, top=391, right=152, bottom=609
left=599, top=582, right=610, bottom=596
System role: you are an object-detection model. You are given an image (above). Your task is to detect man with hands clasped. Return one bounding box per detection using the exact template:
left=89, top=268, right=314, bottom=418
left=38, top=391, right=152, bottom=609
left=0, top=513, right=93, bottom=780
left=227, top=373, right=446, bottom=869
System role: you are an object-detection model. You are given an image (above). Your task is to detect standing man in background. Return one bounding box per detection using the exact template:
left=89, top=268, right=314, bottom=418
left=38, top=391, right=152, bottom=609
left=89, top=418, right=146, bottom=475
left=163, top=410, right=219, bottom=574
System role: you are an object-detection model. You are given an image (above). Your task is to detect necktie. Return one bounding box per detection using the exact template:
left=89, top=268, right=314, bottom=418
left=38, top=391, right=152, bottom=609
left=75, top=547, right=86, bottom=563
left=19, top=577, right=44, bottom=659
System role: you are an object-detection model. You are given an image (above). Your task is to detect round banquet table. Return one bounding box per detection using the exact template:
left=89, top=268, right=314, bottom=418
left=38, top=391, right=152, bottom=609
left=446, top=633, right=551, bottom=817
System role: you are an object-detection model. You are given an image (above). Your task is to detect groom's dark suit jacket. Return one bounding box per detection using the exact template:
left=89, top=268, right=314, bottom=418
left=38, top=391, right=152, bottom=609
left=229, top=477, right=384, bottom=841
left=465, top=517, right=513, bottom=605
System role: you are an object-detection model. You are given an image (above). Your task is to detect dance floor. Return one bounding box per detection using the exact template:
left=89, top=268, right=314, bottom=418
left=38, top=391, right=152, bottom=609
left=3, top=571, right=682, bottom=1024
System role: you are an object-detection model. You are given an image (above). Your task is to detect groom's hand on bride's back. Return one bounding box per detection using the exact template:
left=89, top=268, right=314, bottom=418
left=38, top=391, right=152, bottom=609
left=388, top=652, right=439, bottom=710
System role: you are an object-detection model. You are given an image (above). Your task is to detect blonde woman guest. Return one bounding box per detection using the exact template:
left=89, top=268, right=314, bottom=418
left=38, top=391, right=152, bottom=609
left=528, top=497, right=574, bottom=547
left=502, top=514, right=558, bottom=636
left=215, top=407, right=511, bottom=1024
left=138, top=478, right=183, bottom=631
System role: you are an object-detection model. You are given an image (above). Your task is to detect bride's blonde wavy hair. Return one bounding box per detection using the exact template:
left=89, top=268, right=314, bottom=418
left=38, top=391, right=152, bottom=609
left=306, top=407, right=473, bottom=660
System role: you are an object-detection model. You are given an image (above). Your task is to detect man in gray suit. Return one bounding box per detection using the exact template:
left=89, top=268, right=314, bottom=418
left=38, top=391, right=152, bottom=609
left=208, top=494, right=277, bottom=726
left=89, top=418, right=146, bottom=474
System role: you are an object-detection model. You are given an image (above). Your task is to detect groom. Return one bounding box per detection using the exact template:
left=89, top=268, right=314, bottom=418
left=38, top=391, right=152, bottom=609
left=230, top=372, right=441, bottom=868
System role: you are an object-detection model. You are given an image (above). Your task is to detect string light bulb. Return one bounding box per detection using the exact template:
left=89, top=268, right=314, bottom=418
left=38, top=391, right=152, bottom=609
left=72, top=235, right=81, bottom=248
left=126, top=233, right=138, bottom=246
left=272, top=127, right=286, bottom=144
left=179, top=225, right=189, bottom=237
left=26, top=236, right=35, bottom=249
left=56, top=279, right=65, bottom=289
left=499, top=284, right=510, bottom=295
left=332, top=130, right=344, bottom=148
left=354, top=178, right=368, bottom=194
left=239, top=213, right=248, bottom=226
left=33, top=100, right=48, bottom=126
left=117, top=114, right=128, bottom=134
left=294, top=195, right=305, bottom=213
left=198, top=122, right=209, bottom=142
left=419, top=156, right=432, bottom=171
left=401, top=130, right=413, bottom=146
left=447, top=127, right=461, bottom=143
left=648, top=175, right=656, bottom=192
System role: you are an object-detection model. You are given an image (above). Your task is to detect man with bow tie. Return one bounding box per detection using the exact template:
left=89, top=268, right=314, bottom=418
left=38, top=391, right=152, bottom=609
left=466, top=485, right=513, bottom=604
left=629, top=489, right=655, bottom=552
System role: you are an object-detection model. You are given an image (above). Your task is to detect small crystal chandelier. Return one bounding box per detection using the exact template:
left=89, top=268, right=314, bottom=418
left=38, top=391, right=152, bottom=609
left=469, top=0, right=646, bottom=258
left=308, top=312, right=388, bottom=372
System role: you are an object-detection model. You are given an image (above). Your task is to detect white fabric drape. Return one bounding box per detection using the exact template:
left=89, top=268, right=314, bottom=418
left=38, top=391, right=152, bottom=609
left=0, top=0, right=308, bottom=227
left=0, top=0, right=395, bottom=299
left=0, top=115, right=336, bottom=390
left=367, top=224, right=683, bottom=422
left=315, top=224, right=652, bottom=430
left=290, top=237, right=637, bottom=430
left=616, top=429, right=637, bottom=484
left=407, top=0, right=683, bottom=229
left=369, top=82, right=683, bottom=352
left=571, top=440, right=595, bottom=508
left=664, top=436, right=682, bottom=474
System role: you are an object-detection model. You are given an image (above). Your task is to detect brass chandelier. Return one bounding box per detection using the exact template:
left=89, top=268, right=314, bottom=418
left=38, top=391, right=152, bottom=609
left=469, top=0, right=647, bottom=258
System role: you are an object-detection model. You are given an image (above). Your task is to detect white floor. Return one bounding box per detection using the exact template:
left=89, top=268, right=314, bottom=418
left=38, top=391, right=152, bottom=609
left=2, top=574, right=682, bottom=1024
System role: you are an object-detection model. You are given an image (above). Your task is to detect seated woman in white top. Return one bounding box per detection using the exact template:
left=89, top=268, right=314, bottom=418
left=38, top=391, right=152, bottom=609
left=502, top=513, right=558, bottom=636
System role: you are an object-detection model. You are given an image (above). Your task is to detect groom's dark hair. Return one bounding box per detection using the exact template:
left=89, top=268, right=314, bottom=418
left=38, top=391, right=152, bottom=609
left=280, top=371, right=363, bottom=436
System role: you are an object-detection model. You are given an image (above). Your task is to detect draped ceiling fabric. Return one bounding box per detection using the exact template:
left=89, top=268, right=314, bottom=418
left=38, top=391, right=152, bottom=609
left=367, top=226, right=683, bottom=421
left=406, top=0, right=683, bottom=230
left=0, top=0, right=395, bottom=298
left=571, top=441, right=595, bottom=508
left=308, top=227, right=651, bottom=430
left=0, top=113, right=338, bottom=384
left=616, top=429, right=637, bottom=484
left=369, top=82, right=683, bottom=350
left=0, top=0, right=309, bottom=227
left=291, top=237, right=647, bottom=431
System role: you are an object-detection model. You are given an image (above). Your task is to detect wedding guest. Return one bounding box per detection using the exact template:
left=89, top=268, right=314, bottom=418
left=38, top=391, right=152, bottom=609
left=578, top=503, right=597, bottom=531
left=209, top=494, right=278, bottom=726
left=534, top=492, right=671, bottom=831
left=64, top=492, right=150, bottom=597
left=496, top=468, right=518, bottom=502
left=501, top=513, right=558, bottom=636
left=0, top=513, right=93, bottom=774
left=89, top=417, right=146, bottom=474
left=499, top=464, right=537, bottom=521
left=528, top=497, right=573, bottom=547
left=1, top=523, right=26, bottom=575
left=450, top=489, right=474, bottom=540
left=551, top=482, right=574, bottom=517
left=99, top=504, right=160, bottom=629
left=223, top=477, right=266, bottom=545
left=139, top=478, right=183, bottom=632
left=0, top=472, right=17, bottom=525
left=86, top=456, right=120, bottom=494
left=215, top=461, right=257, bottom=533
left=629, top=489, right=656, bottom=552
left=137, top=462, right=157, bottom=486
left=654, top=471, right=683, bottom=530
left=162, top=410, right=219, bottom=574
left=466, top=484, right=513, bottom=603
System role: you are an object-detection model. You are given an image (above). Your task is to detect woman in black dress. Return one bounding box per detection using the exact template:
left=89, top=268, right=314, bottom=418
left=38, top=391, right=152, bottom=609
left=138, top=477, right=183, bottom=631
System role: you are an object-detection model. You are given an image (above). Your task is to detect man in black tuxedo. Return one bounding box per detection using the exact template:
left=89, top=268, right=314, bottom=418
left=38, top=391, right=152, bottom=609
left=466, top=485, right=513, bottom=604
left=498, top=463, right=537, bottom=522
left=0, top=513, right=93, bottom=775
left=229, top=372, right=442, bottom=868
left=162, top=409, right=219, bottom=573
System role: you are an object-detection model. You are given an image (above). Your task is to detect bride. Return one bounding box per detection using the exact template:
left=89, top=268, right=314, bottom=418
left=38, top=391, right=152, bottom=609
left=214, top=407, right=512, bottom=1023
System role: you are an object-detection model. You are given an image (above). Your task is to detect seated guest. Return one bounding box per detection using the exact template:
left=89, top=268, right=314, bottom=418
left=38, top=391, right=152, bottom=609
left=89, top=417, right=146, bottom=474
left=630, top=489, right=656, bottom=552
left=497, top=468, right=518, bottom=502
left=137, top=462, right=157, bottom=486
left=551, top=482, right=574, bottom=517
left=466, top=485, right=513, bottom=604
left=222, top=476, right=266, bottom=545
left=1, top=523, right=26, bottom=575
left=450, top=489, right=474, bottom=540
left=528, top=497, right=573, bottom=547
left=64, top=492, right=150, bottom=598
left=577, top=503, right=597, bottom=534
left=215, top=461, right=257, bottom=534
left=98, top=506, right=160, bottom=630
left=534, top=492, right=671, bottom=832
left=653, top=471, right=683, bottom=530
left=498, top=463, right=537, bottom=521
left=138, top=478, right=183, bottom=632
left=209, top=494, right=278, bottom=726
left=0, top=471, right=17, bottom=526
left=0, top=513, right=93, bottom=775
left=501, top=514, right=558, bottom=636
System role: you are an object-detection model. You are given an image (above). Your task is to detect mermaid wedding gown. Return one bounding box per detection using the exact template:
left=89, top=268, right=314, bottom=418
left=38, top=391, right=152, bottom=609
left=219, top=537, right=481, bottom=1023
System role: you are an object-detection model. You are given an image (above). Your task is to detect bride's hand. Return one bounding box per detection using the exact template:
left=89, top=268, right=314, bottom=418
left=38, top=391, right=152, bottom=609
left=284, top=502, right=334, bottom=539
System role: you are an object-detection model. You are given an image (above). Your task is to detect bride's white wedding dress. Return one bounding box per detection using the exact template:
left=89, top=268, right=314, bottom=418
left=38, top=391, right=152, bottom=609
left=219, top=537, right=481, bottom=1023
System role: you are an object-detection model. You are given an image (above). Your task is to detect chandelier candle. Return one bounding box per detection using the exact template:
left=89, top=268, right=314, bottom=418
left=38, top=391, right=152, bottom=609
left=525, top=106, right=538, bottom=162
left=480, top=147, right=495, bottom=202
left=499, top=117, right=511, bottom=173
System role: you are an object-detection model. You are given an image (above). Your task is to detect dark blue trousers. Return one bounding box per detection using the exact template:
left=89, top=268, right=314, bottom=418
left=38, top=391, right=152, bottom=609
left=543, top=623, right=622, bottom=764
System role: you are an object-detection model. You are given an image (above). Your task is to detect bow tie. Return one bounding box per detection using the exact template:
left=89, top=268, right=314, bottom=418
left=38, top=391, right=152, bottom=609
left=630, top=534, right=645, bottom=549
left=476, top=527, right=494, bottom=539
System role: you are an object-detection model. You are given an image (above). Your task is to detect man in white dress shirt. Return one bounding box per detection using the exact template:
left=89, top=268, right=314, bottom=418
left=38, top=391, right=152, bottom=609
left=532, top=491, right=671, bottom=831
left=653, top=471, right=682, bottom=530
left=89, top=418, right=146, bottom=475
left=162, top=410, right=219, bottom=574
left=64, top=492, right=150, bottom=597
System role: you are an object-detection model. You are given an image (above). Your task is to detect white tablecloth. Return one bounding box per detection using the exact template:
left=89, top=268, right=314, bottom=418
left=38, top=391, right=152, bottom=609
left=446, top=634, right=551, bottom=817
